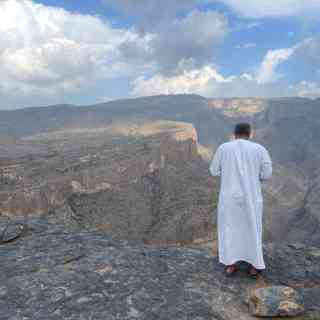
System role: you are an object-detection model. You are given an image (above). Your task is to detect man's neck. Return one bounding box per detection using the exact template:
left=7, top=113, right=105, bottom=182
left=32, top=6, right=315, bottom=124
left=235, top=135, right=250, bottom=140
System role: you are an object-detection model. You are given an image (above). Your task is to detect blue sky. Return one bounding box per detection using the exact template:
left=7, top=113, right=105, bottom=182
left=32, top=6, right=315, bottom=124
left=0, top=0, right=319, bottom=109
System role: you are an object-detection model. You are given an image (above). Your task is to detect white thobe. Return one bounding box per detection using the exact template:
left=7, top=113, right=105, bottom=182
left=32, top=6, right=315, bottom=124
left=210, top=139, right=272, bottom=269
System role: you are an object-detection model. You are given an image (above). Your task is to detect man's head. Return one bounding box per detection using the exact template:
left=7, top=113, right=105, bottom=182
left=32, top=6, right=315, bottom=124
left=234, top=123, right=251, bottom=139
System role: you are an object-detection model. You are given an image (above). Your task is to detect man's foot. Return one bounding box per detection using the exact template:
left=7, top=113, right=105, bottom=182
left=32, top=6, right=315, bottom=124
left=225, top=265, right=238, bottom=277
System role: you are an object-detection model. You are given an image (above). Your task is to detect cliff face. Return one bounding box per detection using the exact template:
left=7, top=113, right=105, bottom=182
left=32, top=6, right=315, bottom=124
left=67, top=155, right=215, bottom=245
left=0, top=121, right=217, bottom=245
left=286, top=173, right=320, bottom=246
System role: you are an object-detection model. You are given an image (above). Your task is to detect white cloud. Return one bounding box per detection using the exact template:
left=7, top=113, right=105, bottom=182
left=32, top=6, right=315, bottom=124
left=236, top=42, right=256, bottom=49
left=131, top=65, right=291, bottom=98
left=246, top=22, right=262, bottom=29
left=102, top=0, right=201, bottom=32
left=0, top=1, right=230, bottom=107
left=296, top=37, right=320, bottom=74
left=256, top=48, right=295, bottom=84
left=131, top=66, right=228, bottom=96
left=130, top=40, right=318, bottom=99
left=0, top=0, right=152, bottom=99
left=294, top=81, right=320, bottom=99
left=219, top=0, right=320, bottom=18
left=140, top=9, right=229, bottom=73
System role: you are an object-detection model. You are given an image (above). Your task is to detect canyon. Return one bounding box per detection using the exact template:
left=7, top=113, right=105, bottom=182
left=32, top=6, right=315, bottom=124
left=1, top=95, right=320, bottom=319
left=0, top=95, right=318, bottom=245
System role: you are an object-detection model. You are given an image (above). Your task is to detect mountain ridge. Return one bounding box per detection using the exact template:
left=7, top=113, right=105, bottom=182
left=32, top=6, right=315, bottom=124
left=1, top=94, right=316, bottom=113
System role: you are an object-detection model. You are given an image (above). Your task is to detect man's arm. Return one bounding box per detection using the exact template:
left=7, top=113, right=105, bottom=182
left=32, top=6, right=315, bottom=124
left=210, top=146, right=222, bottom=177
left=259, top=147, right=272, bottom=181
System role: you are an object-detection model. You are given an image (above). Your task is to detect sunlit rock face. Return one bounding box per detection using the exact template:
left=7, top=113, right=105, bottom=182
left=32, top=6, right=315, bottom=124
left=207, top=98, right=267, bottom=117
left=285, top=172, right=320, bottom=247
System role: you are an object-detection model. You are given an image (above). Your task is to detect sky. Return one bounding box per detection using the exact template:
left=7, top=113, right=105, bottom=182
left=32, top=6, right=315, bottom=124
left=0, top=0, right=320, bottom=109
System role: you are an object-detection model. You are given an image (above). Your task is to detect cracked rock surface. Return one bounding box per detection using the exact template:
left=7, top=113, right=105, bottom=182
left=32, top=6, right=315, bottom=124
left=0, top=217, right=319, bottom=320
left=249, top=286, right=305, bottom=317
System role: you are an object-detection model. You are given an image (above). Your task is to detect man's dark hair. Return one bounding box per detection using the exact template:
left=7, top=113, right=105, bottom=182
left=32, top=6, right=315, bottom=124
left=234, top=123, right=251, bottom=137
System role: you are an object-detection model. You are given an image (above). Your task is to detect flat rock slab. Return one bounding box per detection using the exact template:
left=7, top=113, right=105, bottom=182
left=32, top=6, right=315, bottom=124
left=0, top=217, right=318, bottom=320
left=0, top=216, right=25, bottom=244
left=249, top=286, right=305, bottom=317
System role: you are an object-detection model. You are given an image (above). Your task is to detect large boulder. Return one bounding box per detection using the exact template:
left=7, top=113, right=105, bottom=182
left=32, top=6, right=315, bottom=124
left=249, top=286, right=305, bottom=317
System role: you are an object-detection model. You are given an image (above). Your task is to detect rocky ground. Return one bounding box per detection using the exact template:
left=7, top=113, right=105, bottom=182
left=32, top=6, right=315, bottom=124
left=1, top=216, right=319, bottom=320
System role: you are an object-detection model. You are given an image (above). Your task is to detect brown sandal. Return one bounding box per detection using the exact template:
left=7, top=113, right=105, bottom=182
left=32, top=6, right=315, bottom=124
left=225, top=265, right=238, bottom=277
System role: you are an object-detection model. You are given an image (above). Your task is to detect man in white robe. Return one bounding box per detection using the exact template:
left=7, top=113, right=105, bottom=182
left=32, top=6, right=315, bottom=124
left=210, top=123, right=272, bottom=276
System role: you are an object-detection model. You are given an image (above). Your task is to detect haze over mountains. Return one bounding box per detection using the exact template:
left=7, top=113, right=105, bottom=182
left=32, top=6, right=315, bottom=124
left=0, top=94, right=319, bottom=246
